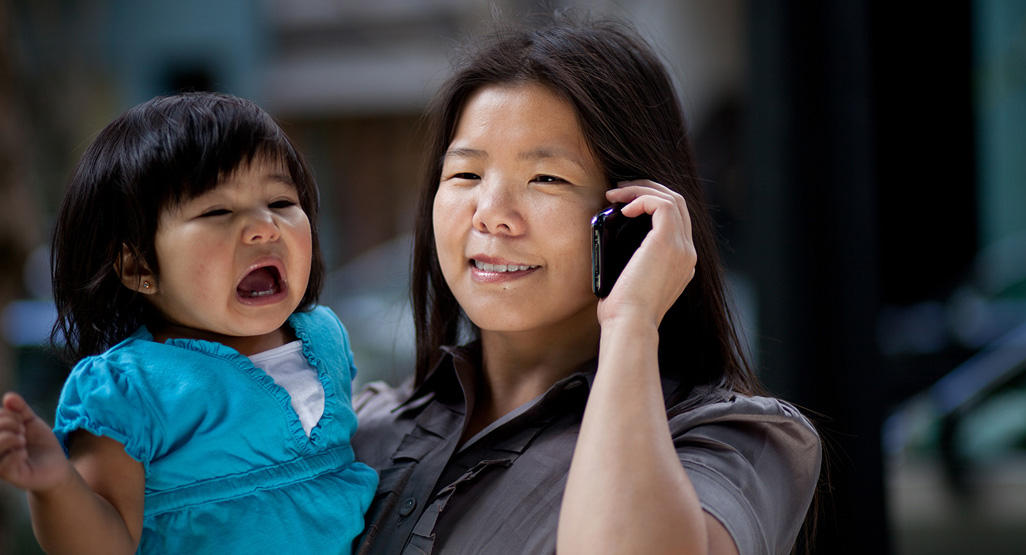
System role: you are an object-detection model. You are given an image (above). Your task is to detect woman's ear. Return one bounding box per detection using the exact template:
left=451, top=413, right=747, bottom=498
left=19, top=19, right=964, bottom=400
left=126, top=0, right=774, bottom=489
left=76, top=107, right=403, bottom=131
left=116, top=244, right=157, bottom=294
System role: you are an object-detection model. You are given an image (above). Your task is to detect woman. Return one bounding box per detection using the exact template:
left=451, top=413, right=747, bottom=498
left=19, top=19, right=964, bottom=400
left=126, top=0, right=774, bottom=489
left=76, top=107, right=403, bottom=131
left=351, top=18, right=820, bottom=555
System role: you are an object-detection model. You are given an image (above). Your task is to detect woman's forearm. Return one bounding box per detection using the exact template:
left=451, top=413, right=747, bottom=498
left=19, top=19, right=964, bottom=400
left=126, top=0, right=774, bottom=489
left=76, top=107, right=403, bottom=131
left=558, top=316, right=707, bottom=555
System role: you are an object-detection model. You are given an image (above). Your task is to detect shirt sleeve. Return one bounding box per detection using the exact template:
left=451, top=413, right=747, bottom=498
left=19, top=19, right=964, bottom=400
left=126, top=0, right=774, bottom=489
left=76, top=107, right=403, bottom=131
left=668, top=393, right=821, bottom=555
left=52, top=356, right=156, bottom=469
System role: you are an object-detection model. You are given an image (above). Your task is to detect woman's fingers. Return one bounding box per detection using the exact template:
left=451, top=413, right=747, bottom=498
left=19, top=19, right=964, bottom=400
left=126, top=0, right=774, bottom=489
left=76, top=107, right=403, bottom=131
left=606, top=180, right=694, bottom=254
left=605, top=180, right=692, bottom=243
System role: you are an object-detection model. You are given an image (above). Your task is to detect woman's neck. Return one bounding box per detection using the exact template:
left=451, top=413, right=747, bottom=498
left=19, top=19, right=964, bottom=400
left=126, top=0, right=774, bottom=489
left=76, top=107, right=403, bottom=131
left=476, top=316, right=600, bottom=419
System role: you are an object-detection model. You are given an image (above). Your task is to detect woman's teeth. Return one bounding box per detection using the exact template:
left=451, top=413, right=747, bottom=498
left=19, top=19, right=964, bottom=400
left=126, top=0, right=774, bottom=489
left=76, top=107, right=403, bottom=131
left=473, top=260, right=537, bottom=272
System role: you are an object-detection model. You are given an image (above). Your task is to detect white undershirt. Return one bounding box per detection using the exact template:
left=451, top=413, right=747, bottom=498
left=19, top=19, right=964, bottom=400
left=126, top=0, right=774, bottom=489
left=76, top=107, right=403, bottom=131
left=248, top=340, right=324, bottom=436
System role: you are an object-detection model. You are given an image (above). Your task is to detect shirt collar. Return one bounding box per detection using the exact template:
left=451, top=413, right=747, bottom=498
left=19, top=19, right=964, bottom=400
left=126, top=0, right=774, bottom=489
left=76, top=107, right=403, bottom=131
left=397, top=341, right=689, bottom=415
left=397, top=342, right=597, bottom=413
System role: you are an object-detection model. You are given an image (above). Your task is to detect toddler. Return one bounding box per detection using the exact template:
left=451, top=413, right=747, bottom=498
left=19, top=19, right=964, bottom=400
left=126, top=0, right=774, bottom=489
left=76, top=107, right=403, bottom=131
left=0, top=92, right=376, bottom=553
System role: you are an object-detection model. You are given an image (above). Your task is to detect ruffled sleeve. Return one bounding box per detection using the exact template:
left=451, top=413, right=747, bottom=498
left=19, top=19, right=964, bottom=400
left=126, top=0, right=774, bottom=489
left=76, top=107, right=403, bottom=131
left=326, top=306, right=358, bottom=384
left=669, top=390, right=821, bottom=555
left=53, top=355, right=158, bottom=471
left=298, top=305, right=357, bottom=384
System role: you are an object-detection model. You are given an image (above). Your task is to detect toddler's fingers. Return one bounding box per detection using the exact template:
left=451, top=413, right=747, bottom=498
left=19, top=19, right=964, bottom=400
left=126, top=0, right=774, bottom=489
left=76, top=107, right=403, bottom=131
left=0, top=426, right=27, bottom=455
left=3, top=392, right=26, bottom=410
left=1, top=392, right=36, bottom=421
left=0, top=408, right=26, bottom=440
left=0, top=447, right=28, bottom=484
left=0, top=435, right=26, bottom=453
left=0, top=412, right=24, bottom=431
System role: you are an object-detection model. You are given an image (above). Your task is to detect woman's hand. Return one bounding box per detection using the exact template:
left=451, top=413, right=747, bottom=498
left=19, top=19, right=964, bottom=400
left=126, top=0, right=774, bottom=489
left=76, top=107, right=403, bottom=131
left=0, top=392, right=73, bottom=493
left=561, top=180, right=723, bottom=554
left=597, top=180, right=697, bottom=328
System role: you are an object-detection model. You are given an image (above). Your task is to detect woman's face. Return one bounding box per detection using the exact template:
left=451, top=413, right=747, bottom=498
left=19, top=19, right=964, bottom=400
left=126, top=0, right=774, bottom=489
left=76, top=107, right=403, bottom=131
left=433, top=83, right=609, bottom=337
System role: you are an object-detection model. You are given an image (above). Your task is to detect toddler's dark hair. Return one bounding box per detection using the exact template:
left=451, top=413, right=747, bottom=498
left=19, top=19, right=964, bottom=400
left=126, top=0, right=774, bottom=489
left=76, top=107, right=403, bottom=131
left=51, top=92, right=324, bottom=363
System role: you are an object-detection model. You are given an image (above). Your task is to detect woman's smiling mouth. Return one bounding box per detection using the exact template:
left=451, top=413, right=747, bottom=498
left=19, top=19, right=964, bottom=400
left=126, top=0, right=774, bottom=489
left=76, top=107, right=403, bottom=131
left=472, top=259, right=539, bottom=272
left=470, top=257, right=540, bottom=283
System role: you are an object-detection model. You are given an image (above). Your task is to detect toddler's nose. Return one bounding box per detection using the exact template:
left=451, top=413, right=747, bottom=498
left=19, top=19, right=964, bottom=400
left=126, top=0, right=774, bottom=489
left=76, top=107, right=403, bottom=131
left=242, top=211, right=280, bottom=243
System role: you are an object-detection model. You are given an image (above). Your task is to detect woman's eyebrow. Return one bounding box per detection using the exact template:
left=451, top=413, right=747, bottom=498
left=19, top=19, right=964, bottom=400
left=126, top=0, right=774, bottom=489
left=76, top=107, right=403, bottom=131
left=443, top=146, right=587, bottom=172
left=519, top=147, right=587, bottom=171
left=444, top=147, right=487, bottom=159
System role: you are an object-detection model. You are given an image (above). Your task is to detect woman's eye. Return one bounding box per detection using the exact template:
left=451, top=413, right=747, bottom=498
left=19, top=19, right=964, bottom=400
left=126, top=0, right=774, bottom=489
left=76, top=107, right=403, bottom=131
left=452, top=172, right=480, bottom=180
left=200, top=208, right=231, bottom=217
left=269, top=200, right=297, bottom=209
left=533, top=175, right=567, bottom=184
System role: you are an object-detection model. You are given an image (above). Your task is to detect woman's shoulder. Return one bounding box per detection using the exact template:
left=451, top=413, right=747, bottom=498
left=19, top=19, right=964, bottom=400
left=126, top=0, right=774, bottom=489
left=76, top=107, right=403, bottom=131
left=667, top=384, right=821, bottom=482
left=351, top=378, right=418, bottom=467
left=353, top=378, right=415, bottom=419
left=668, top=385, right=817, bottom=434
left=667, top=385, right=821, bottom=473
left=668, top=385, right=821, bottom=553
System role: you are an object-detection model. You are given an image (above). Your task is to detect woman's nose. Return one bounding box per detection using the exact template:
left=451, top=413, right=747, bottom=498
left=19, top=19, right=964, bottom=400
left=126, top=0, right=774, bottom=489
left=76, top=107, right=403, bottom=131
left=242, top=210, right=281, bottom=243
left=471, top=181, right=526, bottom=236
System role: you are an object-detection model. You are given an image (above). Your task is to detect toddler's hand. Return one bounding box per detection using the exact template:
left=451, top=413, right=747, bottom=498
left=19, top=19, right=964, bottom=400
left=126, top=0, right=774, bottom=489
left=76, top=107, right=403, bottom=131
left=0, top=392, right=72, bottom=492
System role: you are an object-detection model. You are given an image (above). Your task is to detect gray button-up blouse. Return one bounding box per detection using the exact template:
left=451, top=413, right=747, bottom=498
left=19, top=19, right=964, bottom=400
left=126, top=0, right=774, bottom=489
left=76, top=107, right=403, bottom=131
left=351, top=344, right=821, bottom=555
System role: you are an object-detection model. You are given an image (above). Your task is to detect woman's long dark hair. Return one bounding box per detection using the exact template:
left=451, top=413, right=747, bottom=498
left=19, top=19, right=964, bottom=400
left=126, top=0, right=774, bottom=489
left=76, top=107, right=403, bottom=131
left=51, top=92, right=324, bottom=363
left=411, top=18, right=762, bottom=400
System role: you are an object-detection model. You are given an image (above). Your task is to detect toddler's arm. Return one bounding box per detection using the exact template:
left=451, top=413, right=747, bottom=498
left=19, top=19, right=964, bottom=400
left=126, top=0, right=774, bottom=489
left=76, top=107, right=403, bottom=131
left=0, top=392, right=144, bottom=554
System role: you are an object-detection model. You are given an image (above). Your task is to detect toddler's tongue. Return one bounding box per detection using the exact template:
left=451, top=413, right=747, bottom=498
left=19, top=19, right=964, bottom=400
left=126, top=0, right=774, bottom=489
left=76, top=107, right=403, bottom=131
left=237, top=267, right=278, bottom=297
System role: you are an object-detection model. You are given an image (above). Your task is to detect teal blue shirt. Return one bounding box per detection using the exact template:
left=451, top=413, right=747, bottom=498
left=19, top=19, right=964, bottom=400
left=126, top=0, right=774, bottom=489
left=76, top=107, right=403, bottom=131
left=53, top=305, right=378, bottom=554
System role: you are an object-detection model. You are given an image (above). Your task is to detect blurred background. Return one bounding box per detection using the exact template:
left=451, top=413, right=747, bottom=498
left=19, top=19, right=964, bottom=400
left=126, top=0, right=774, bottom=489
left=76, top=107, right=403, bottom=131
left=1, top=1, right=1024, bottom=553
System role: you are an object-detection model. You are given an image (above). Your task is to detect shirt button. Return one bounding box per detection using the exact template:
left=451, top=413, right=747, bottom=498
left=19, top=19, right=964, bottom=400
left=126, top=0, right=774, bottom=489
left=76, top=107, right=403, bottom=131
left=399, top=497, right=417, bottom=517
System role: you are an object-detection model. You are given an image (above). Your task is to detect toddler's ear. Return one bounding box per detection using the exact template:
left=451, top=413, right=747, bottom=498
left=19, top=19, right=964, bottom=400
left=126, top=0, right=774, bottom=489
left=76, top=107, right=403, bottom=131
left=116, top=244, right=157, bottom=294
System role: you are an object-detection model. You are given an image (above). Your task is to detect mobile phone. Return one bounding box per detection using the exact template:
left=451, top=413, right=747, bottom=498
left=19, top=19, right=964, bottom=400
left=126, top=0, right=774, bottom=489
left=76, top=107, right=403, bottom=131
left=591, top=204, right=652, bottom=297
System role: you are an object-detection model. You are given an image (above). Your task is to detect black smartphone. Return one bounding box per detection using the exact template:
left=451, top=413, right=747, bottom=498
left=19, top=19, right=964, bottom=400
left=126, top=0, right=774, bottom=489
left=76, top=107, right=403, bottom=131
left=591, top=204, right=652, bottom=297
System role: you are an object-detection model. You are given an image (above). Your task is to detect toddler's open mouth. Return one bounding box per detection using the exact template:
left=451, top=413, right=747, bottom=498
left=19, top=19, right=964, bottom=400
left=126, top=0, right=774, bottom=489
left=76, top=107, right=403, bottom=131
left=237, top=265, right=284, bottom=299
